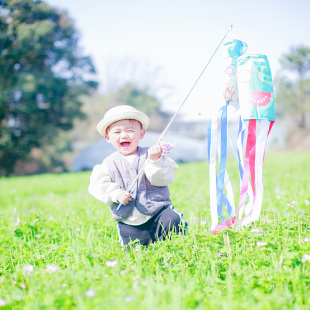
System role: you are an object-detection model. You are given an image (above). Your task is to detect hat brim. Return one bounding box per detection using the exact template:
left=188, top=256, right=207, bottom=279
left=97, top=110, right=149, bottom=136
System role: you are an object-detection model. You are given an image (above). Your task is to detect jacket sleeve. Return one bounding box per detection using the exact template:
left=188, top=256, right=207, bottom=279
left=144, top=155, right=178, bottom=186
left=88, top=159, right=122, bottom=205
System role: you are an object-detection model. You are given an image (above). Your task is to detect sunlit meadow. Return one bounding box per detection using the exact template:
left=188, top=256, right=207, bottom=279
left=0, top=151, right=309, bottom=309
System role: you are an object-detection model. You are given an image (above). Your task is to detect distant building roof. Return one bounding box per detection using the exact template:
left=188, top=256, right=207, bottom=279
left=71, top=131, right=207, bottom=172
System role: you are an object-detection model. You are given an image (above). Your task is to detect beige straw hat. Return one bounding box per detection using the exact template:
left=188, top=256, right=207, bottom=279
left=97, top=105, right=149, bottom=136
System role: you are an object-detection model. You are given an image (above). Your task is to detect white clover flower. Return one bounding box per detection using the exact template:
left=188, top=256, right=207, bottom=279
left=22, top=264, right=34, bottom=274
left=256, top=242, right=267, bottom=247
left=200, top=221, right=206, bottom=226
left=304, top=237, right=310, bottom=243
left=35, top=234, right=42, bottom=239
left=85, top=289, right=97, bottom=298
left=37, top=254, right=45, bottom=260
left=20, top=283, right=26, bottom=289
left=125, top=296, right=133, bottom=302
left=46, top=264, right=60, bottom=273
left=301, top=254, right=310, bottom=263
left=251, top=228, right=261, bottom=233
left=0, top=298, right=7, bottom=306
left=62, top=283, right=68, bottom=288
left=105, top=260, right=117, bottom=267
left=304, top=199, right=309, bottom=206
left=75, top=228, right=80, bottom=232
left=49, top=216, right=56, bottom=221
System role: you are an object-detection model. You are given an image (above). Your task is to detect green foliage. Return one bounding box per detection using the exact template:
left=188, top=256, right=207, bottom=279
left=0, top=151, right=310, bottom=309
left=0, top=0, right=98, bottom=176
left=276, top=46, right=310, bottom=130
left=116, top=83, right=170, bottom=131
left=279, top=46, right=310, bottom=80
left=117, top=83, right=161, bottom=115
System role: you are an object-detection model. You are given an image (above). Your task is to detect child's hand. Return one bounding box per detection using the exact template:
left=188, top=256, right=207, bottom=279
left=116, top=190, right=131, bottom=205
left=148, top=145, right=162, bottom=161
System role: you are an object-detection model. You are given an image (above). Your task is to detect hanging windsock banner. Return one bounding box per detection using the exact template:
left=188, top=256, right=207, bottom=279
left=208, top=34, right=275, bottom=234
left=237, top=54, right=275, bottom=121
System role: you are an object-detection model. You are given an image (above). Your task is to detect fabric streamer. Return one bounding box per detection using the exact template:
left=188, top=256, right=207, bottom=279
left=208, top=36, right=275, bottom=234
left=208, top=37, right=247, bottom=231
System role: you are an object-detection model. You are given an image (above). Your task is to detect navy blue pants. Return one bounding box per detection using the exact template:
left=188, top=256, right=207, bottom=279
left=117, top=206, right=186, bottom=247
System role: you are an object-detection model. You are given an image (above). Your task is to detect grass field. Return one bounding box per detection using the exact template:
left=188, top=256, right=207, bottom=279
left=0, top=151, right=309, bottom=309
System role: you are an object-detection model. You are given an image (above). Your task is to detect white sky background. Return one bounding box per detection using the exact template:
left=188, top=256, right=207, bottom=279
left=47, top=0, right=310, bottom=120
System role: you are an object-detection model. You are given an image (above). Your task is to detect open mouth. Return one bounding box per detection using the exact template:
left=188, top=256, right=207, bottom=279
left=120, top=142, right=130, bottom=149
left=249, top=90, right=271, bottom=107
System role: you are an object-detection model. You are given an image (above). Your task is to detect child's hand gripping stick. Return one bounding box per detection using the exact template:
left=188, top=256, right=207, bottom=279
left=116, top=189, right=132, bottom=211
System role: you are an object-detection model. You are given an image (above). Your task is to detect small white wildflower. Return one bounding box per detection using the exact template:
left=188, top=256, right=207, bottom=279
left=192, top=218, right=199, bottom=223
left=286, top=201, right=298, bottom=209
left=0, top=298, right=7, bottom=306
left=200, top=221, right=206, bottom=226
left=75, top=228, right=80, bottom=232
left=22, top=264, right=34, bottom=274
left=85, top=289, right=97, bottom=298
left=251, top=228, right=261, bottom=233
left=274, top=186, right=280, bottom=194
left=37, top=254, right=45, bottom=260
left=125, top=296, right=133, bottom=302
left=304, top=237, right=309, bottom=243
left=46, top=264, right=60, bottom=273
left=217, top=252, right=223, bottom=257
left=304, top=199, right=309, bottom=206
left=105, top=260, right=117, bottom=267
left=301, top=210, right=306, bottom=215
left=141, top=280, right=148, bottom=286
left=49, top=216, right=55, bottom=221
left=120, top=270, right=126, bottom=276
left=276, top=195, right=281, bottom=200
left=256, top=242, right=267, bottom=247
left=62, top=283, right=68, bottom=288
left=12, top=280, right=17, bottom=285
left=35, top=234, right=41, bottom=239
left=301, top=254, right=310, bottom=263
left=0, top=277, right=5, bottom=283
left=20, top=283, right=26, bottom=289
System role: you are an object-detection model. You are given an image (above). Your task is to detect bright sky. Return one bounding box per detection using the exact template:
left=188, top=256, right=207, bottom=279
left=47, top=0, right=310, bottom=119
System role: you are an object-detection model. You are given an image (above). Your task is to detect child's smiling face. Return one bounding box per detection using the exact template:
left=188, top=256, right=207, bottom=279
left=104, top=119, right=145, bottom=156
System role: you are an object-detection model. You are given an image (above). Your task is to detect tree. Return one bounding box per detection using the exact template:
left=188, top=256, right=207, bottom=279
left=276, top=46, right=310, bottom=130
left=0, top=0, right=97, bottom=176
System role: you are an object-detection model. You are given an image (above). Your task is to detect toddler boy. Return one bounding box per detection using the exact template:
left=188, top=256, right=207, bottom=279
left=88, top=105, right=186, bottom=247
